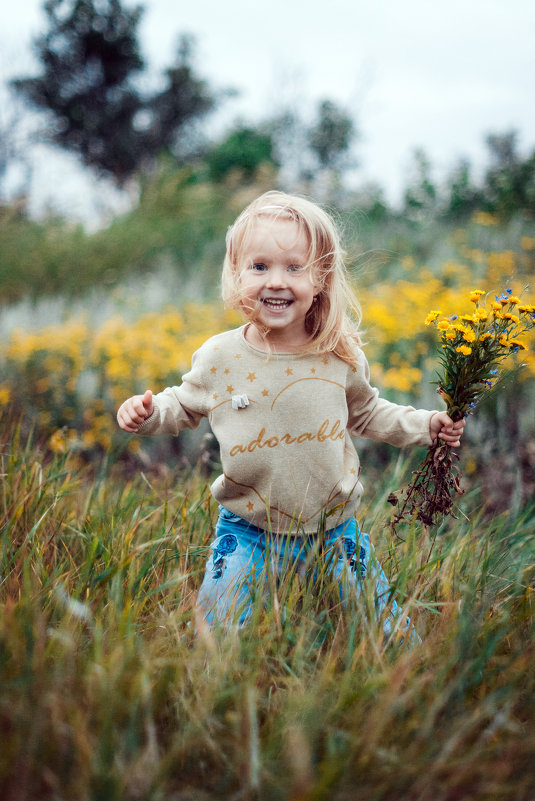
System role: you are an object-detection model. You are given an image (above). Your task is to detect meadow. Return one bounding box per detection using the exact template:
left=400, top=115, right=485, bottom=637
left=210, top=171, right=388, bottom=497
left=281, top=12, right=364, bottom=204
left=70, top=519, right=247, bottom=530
left=1, top=188, right=535, bottom=799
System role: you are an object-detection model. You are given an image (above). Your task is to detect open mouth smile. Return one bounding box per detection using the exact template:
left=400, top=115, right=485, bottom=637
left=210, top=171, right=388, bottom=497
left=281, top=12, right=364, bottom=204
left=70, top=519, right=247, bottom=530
left=261, top=298, right=293, bottom=309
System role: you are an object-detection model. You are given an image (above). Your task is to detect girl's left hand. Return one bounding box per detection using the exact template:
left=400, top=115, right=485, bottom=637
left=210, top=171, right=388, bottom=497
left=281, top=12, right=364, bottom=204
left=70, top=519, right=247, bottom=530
left=429, top=412, right=466, bottom=448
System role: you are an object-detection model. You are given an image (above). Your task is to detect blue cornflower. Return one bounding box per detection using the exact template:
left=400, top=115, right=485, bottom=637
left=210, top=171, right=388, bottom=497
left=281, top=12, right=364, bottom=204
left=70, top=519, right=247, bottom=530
left=495, top=289, right=513, bottom=302
left=465, top=402, right=477, bottom=417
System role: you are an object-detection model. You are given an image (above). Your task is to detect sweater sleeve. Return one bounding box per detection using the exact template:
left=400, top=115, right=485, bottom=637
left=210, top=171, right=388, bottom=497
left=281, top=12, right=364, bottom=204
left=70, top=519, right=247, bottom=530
left=137, top=347, right=209, bottom=436
left=346, top=349, right=434, bottom=448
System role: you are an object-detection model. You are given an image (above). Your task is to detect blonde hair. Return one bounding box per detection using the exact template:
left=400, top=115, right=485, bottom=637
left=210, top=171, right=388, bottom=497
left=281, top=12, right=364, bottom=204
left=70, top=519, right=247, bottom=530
left=221, top=190, right=362, bottom=365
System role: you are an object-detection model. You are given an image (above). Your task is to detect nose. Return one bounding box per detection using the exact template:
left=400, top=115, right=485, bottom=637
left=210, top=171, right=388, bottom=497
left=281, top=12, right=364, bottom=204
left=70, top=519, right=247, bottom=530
left=266, top=265, right=287, bottom=288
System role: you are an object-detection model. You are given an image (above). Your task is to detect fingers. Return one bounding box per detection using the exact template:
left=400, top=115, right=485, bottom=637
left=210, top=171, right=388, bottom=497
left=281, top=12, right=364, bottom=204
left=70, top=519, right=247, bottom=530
left=116, top=391, right=154, bottom=432
left=438, top=431, right=462, bottom=447
left=438, top=417, right=466, bottom=447
left=430, top=412, right=466, bottom=447
left=143, top=389, right=152, bottom=412
left=142, top=389, right=153, bottom=413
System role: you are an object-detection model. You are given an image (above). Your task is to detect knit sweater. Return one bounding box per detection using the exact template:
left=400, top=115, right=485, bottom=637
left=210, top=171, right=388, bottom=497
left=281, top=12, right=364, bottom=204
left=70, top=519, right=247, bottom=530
left=138, top=325, right=435, bottom=534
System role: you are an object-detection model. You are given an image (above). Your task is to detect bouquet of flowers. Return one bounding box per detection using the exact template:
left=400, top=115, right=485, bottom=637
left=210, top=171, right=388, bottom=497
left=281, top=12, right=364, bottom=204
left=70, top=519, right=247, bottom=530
left=388, top=288, right=535, bottom=529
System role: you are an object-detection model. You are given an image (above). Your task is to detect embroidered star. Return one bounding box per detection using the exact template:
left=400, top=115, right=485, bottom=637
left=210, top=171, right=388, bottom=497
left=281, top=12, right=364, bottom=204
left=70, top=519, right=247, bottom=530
left=224, top=368, right=230, bottom=375
left=322, top=356, right=329, bottom=365
left=235, top=353, right=242, bottom=359
left=262, top=389, right=269, bottom=396
left=310, top=367, right=316, bottom=374
left=247, top=502, right=254, bottom=512
left=349, top=468, right=356, bottom=475
left=213, top=346, right=219, bottom=351
left=226, top=385, right=234, bottom=394
left=285, top=367, right=294, bottom=375
left=352, top=366, right=357, bottom=373
left=210, top=366, right=217, bottom=374
left=247, top=372, right=256, bottom=382
left=213, top=393, right=218, bottom=400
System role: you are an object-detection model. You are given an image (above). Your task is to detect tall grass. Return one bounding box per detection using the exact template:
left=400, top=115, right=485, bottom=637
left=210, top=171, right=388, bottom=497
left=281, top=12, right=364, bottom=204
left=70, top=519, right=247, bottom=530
left=2, top=419, right=535, bottom=800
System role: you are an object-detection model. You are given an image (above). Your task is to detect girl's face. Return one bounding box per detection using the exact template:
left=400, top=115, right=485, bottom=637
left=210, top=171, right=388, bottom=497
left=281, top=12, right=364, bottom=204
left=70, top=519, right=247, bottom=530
left=238, top=216, right=319, bottom=350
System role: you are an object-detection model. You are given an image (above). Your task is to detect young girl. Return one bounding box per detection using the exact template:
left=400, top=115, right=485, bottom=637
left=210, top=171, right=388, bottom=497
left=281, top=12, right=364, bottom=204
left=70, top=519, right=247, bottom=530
left=117, top=191, right=465, bottom=632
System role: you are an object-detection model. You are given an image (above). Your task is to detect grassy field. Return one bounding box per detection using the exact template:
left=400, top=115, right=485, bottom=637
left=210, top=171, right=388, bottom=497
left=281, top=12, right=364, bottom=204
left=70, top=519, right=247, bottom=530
left=2, top=182, right=535, bottom=798
left=1, top=418, right=535, bottom=801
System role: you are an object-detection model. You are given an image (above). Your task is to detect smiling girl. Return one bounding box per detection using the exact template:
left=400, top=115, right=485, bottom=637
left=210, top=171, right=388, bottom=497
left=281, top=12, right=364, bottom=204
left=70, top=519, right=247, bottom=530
left=117, top=191, right=465, bottom=633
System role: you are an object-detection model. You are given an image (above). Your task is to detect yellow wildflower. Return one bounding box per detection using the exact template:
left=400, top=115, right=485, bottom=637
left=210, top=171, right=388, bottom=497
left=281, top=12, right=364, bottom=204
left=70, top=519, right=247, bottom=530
left=453, top=323, right=470, bottom=335
left=472, top=211, right=498, bottom=226
left=469, top=290, right=485, bottom=303
left=425, top=310, right=441, bottom=325
left=456, top=345, right=472, bottom=356
left=437, top=320, right=451, bottom=331
left=49, top=429, right=67, bottom=454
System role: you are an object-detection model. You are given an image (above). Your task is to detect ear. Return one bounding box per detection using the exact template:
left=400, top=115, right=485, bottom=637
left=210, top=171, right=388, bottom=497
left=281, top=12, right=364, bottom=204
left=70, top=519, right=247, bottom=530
left=312, top=277, right=323, bottom=297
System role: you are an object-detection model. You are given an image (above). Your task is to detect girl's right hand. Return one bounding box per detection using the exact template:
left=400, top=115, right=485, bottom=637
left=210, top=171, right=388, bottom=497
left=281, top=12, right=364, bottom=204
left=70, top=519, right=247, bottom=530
left=117, top=389, right=154, bottom=432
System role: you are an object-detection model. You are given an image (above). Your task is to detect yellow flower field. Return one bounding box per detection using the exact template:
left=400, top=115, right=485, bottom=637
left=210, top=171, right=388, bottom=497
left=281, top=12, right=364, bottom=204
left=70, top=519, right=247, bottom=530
left=1, top=238, right=534, bottom=456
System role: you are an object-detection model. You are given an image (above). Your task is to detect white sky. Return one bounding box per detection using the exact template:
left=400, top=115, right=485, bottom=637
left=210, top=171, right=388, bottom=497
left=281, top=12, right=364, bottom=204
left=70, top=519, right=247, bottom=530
left=1, top=0, right=534, bottom=224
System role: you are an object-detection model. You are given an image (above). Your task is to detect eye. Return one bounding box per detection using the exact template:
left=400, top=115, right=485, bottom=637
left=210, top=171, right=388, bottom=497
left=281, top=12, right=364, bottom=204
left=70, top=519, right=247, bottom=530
left=288, top=264, right=306, bottom=273
left=251, top=262, right=267, bottom=272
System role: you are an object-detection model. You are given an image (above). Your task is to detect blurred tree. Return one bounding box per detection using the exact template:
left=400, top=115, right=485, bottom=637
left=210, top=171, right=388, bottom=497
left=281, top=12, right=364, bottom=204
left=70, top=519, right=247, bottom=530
left=207, top=124, right=278, bottom=183
left=307, top=99, right=355, bottom=172
left=403, top=148, right=438, bottom=220
left=142, top=35, right=217, bottom=165
left=11, top=0, right=216, bottom=184
left=443, top=158, right=482, bottom=219
left=483, top=131, right=535, bottom=219
left=350, top=182, right=390, bottom=222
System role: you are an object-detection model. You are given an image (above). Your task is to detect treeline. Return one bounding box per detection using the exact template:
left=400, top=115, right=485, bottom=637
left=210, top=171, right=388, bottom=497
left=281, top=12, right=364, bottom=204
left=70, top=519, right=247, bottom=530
left=4, top=0, right=535, bottom=221
left=0, top=0, right=534, bottom=304
left=402, top=134, right=535, bottom=223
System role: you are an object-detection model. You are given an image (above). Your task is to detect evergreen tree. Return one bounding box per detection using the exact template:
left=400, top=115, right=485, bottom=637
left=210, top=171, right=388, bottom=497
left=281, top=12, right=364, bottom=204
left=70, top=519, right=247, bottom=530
left=12, top=0, right=215, bottom=184
left=403, top=148, right=438, bottom=220
left=443, top=158, right=482, bottom=219
left=483, top=131, right=535, bottom=218
left=307, top=99, right=355, bottom=172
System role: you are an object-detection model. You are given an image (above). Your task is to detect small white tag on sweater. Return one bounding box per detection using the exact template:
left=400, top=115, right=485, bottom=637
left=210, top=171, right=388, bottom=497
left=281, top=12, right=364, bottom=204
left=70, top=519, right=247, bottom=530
left=231, top=393, right=250, bottom=410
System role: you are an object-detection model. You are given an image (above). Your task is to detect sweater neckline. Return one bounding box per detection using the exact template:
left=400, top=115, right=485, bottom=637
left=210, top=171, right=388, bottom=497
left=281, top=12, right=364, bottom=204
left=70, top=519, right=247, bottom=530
left=239, top=324, right=315, bottom=359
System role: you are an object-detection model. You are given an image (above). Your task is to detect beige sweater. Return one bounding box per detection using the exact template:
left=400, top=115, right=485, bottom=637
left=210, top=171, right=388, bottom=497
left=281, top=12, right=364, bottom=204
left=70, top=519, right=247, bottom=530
left=138, top=326, right=435, bottom=533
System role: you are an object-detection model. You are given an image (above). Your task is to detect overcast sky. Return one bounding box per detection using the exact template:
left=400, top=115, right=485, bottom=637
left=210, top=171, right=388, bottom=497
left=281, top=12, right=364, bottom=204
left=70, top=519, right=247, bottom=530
left=2, top=0, right=534, bottom=223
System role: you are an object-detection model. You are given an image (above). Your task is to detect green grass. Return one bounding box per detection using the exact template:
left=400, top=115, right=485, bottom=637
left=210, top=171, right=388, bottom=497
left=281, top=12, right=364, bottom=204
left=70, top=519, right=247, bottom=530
left=1, top=423, right=535, bottom=800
